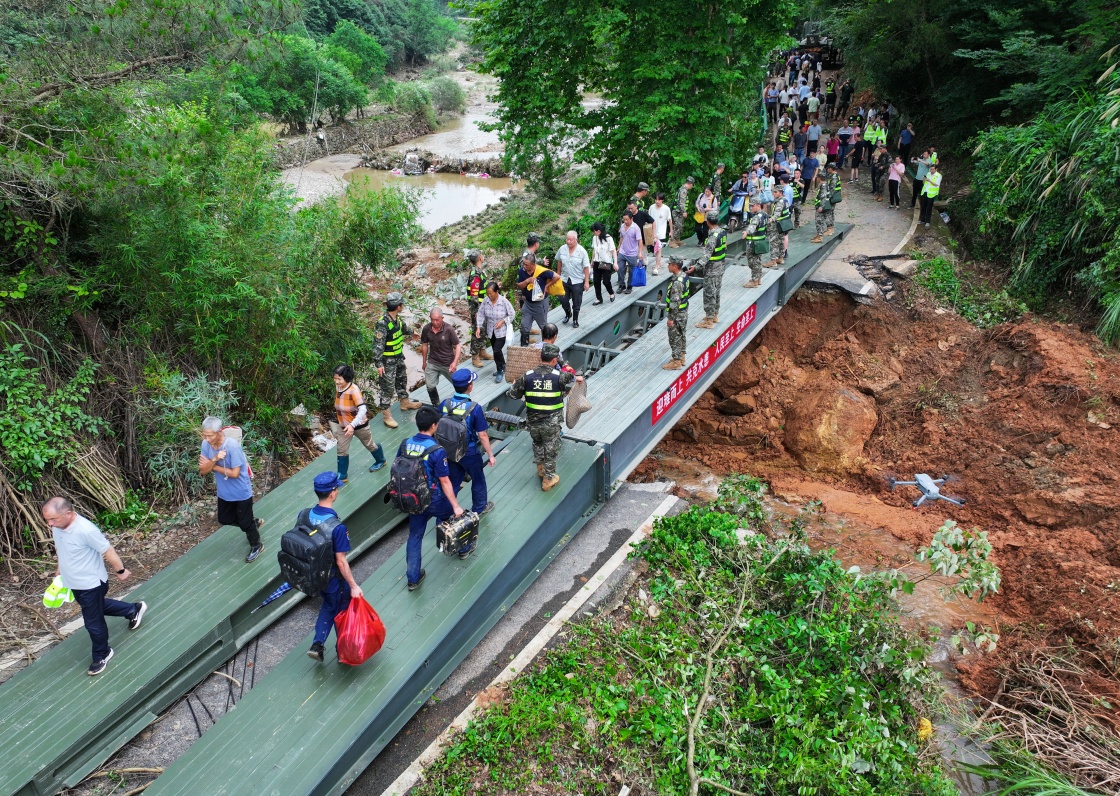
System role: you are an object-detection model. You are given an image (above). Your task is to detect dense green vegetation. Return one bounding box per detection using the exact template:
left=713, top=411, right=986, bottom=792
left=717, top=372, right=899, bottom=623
left=414, top=477, right=980, bottom=795
left=0, top=0, right=458, bottom=555
left=817, top=0, right=1120, bottom=338
left=469, top=0, right=796, bottom=206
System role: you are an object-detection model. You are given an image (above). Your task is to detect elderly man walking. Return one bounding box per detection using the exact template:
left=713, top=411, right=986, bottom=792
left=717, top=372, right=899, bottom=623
left=555, top=230, right=591, bottom=328
left=419, top=307, right=462, bottom=406
left=199, top=416, right=263, bottom=562
left=43, top=496, right=147, bottom=675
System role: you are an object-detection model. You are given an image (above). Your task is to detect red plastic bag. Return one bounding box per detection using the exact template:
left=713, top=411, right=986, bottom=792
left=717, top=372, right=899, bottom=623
left=334, top=596, right=387, bottom=665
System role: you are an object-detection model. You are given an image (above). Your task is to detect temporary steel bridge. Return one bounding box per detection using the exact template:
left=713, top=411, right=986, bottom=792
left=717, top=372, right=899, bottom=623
left=0, top=223, right=849, bottom=796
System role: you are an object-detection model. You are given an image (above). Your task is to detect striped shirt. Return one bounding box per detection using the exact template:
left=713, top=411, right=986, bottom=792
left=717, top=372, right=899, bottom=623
left=476, top=294, right=516, bottom=338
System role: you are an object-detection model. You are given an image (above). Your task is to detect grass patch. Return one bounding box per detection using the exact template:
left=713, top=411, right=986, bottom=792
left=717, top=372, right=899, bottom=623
left=914, top=256, right=1027, bottom=328
left=413, top=479, right=957, bottom=796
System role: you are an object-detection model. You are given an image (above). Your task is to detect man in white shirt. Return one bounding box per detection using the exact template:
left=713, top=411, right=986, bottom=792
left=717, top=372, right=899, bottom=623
left=44, top=496, right=147, bottom=675
left=647, top=193, right=673, bottom=275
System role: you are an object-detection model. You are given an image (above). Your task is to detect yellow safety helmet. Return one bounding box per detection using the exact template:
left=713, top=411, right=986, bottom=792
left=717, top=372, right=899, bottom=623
left=43, top=576, right=74, bottom=608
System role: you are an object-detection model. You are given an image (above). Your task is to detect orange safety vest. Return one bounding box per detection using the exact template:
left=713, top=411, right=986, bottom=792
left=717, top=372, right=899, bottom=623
left=335, top=383, right=367, bottom=427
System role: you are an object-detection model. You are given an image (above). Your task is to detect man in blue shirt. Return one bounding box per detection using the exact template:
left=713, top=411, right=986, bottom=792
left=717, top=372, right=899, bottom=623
left=898, top=122, right=915, bottom=166
left=800, top=155, right=818, bottom=204
left=306, top=472, right=363, bottom=662
left=400, top=407, right=465, bottom=590
left=439, top=369, right=496, bottom=523
left=199, top=416, right=263, bottom=563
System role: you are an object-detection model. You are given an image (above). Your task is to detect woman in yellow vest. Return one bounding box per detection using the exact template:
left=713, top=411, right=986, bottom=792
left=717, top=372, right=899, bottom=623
left=331, top=364, right=386, bottom=484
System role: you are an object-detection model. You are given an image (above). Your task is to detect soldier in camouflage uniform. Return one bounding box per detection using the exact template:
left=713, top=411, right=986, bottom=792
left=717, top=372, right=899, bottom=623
left=710, top=163, right=726, bottom=210
left=663, top=257, right=690, bottom=369
left=372, top=292, right=423, bottom=428
left=465, top=250, right=492, bottom=367
left=507, top=344, right=578, bottom=491
left=630, top=181, right=650, bottom=211
left=825, top=163, right=841, bottom=236
left=686, top=210, right=727, bottom=328
left=670, top=176, right=694, bottom=247
left=766, top=193, right=791, bottom=267
left=811, top=172, right=834, bottom=244
left=741, top=201, right=768, bottom=287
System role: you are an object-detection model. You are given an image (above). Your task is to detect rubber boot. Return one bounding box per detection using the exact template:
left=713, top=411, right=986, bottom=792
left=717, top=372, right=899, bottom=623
left=382, top=408, right=398, bottom=429
left=542, top=474, right=560, bottom=492
left=337, top=455, right=350, bottom=484
left=480, top=349, right=494, bottom=361
left=400, top=398, right=422, bottom=410
left=427, top=387, right=440, bottom=406
left=472, top=353, right=483, bottom=367
left=369, top=444, right=386, bottom=472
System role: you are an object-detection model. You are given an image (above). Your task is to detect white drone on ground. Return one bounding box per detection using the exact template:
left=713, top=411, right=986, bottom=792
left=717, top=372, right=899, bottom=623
left=888, top=473, right=966, bottom=508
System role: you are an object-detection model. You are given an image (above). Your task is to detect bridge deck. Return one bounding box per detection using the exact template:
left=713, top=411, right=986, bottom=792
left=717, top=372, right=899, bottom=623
left=146, top=435, right=604, bottom=796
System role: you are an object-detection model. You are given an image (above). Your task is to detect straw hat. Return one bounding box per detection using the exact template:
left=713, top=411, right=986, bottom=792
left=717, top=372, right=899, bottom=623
left=565, top=378, right=593, bottom=429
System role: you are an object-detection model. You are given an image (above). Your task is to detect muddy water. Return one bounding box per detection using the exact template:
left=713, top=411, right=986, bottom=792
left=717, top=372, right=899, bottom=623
left=387, top=113, right=500, bottom=157
left=344, top=168, right=518, bottom=232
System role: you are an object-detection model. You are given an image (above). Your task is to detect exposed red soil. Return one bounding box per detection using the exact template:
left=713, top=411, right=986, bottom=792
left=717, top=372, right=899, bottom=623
left=633, top=289, right=1120, bottom=704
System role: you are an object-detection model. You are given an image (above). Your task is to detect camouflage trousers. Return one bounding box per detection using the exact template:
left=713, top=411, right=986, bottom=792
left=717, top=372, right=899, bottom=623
left=815, top=207, right=834, bottom=236
left=745, top=252, right=763, bottom=282
left=667, top=309, right=688, bottom=360
left=768, top=225, right=786, bottom=262
left=467, top=299, right=485, bottom=355
left=528, top=413, right=563, bottom=478
left=377, top=356, right=409, bottom=408
left=671, top=210, right=685, bottom=244
left=792, top=203, right=801, bottom=228
left=702, top=262, right=725, bottom=320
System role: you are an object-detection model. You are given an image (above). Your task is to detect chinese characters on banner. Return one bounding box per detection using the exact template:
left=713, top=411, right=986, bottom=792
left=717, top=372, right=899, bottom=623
left=651, top=303, right=758, bottom=424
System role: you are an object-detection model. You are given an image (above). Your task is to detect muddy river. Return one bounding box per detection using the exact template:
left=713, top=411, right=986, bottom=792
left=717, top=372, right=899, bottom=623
left=344, top=168, right=518, bottom=232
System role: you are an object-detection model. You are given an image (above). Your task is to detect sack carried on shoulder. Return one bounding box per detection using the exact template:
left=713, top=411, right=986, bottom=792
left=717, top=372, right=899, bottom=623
left=334, top=597, right=386, bottom=665
left=819, top=198, right=832, bottom=212
left=752, top=237, right=771, bottom=255
left=777, top=216, right=794, bottom=233
left=830, top=189, right=843, bottom=204
left=631, top=263, right=647, bottom=287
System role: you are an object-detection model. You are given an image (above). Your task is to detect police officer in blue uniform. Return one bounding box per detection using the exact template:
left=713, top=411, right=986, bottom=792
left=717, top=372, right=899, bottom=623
left=306, top=472, right=364, bottom=662
left=439, top=368, right=497, bottom=517
left=399, top=407, right=465, bottom=590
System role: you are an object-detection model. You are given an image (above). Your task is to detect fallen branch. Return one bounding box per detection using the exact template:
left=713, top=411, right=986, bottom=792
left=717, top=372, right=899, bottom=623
left=31, top=54, right=193, bottom=104
left=211, top=670, right=241, bottom=688
left=18, top=603, right=63, bottom=641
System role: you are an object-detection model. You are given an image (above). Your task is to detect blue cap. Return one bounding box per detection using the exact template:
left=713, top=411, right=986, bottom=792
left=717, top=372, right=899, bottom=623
left=313, top=471, right=344, bottom=492
left=451, top=368, right=477, bottom=387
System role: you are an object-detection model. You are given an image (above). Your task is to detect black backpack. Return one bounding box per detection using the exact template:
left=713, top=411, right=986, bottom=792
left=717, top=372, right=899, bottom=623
left=388, top=437, right=438, bottom=514
left=435, top=400, right=475, bottom=463
left=277, top=508, right=340, bottom=594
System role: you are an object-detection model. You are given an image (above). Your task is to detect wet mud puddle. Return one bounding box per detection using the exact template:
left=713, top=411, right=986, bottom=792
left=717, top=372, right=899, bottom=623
left=345, top=168, right=518, bottom=232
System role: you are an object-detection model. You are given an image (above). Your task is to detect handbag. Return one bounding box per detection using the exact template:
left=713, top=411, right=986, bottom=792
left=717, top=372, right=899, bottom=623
left=752, top=237, right=770, bottom=255
left=819, top=197, right=832, bottom=212
left=777, top=216, right=794, bottom=233
left=830, top=188, right=843, bottom=204
left=631, top=263, right=647, bottom=287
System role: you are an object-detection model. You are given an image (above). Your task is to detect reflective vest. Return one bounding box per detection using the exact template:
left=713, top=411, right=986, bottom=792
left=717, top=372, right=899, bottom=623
left=335, top=383, right=366, bottom=427
left=709, top=228, right=728, bottom=261
left=744, top=216, right=766, bottom=241
left=466, top=268, right=484, bottom=299
left=383, top=315, right=405, bottom=358
left=826, top=80, right=835, bottom=94
left=523, top=367, right=564, bottom=418
left=792, top=182, right=802, bottom=203
left=777, top=127, right=791, bottom=144
left=922, top=171, right=942, bottom=198
left=666, top=273, right=690, bottom=310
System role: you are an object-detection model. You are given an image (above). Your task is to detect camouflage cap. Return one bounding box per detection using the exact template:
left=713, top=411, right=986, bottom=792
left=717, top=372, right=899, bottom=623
left=386, top=291, right=404, bottom=309
left=637, top=181, right=649, bottom=191
left=716, top=162, right=726, bottom=169
left=705, top=210, right=719, bottom=223
left=685, top=176, right=695, bottom=184
left=541, top=343, right=561, bottom=361
left=526, top=232, right=541, bottom=245
left=668, top=255, right=684, bottom=265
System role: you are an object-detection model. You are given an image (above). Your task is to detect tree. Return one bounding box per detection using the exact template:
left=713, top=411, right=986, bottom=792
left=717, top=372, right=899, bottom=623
left=471, top=0, right=796, bottom=204
left=327, top=19, right=388, bottom=84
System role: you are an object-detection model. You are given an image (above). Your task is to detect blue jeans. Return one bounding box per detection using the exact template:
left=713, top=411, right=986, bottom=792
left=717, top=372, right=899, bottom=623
left=72, top=581, right=139, bottom=663
left=838, top=144, right=849, bottom=166
left=450, top=450, right=488, bottom=514
left=617, top=254, right=638, bottom=290
left=314, top=577, right=352, bottom=645
left=794, top=147, right=805, bottom=163
left=407, top=502, right=453, bottom=584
